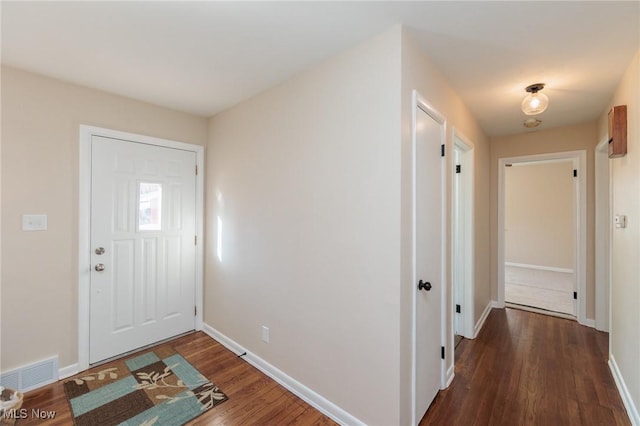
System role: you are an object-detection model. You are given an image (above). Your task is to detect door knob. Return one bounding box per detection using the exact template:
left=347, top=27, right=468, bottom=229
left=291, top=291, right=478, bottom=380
left=418, top=280, right=432, bottom=291
left=95, top=264, right=105, bottom=272
left=95, top=247, right=105, bottom=255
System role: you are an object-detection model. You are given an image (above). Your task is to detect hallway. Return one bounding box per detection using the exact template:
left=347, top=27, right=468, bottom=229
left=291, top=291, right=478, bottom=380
left=422, top=308, right=629, bottom=425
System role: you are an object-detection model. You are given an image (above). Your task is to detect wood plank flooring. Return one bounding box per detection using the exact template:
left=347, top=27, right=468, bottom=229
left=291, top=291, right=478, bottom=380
left=14, top=308, right=630, bottom=425
left=16, top=332, right=337, bottom=425
left=422, top=308, right=630, bottom=425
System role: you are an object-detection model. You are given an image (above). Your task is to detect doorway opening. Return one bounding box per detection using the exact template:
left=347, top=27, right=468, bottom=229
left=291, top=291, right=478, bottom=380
left=497, top=151, right=587, bottom=324
left=504, top=160, right=575, bottom=317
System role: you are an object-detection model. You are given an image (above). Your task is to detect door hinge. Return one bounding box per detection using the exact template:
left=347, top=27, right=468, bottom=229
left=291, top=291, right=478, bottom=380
left=195, top=165, right=198, bottom=175
left=194, top=306, right=197, bottom=316
left=455, top=164, right=461, bottom=174
left=195, top=235, right=197, bottom=245
left=573, top=169, right=577, bottom=177
left=573, top=291, right=577, bottom=300
left=441, top=144, right=445, bottom=157
left=456, top=304, right=461, bottom=313
left=441, top=346, right=445, bottom=360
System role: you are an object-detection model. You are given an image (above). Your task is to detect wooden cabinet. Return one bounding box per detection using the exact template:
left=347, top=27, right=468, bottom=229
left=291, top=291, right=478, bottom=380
left=608, top=105, right=627, bottom=158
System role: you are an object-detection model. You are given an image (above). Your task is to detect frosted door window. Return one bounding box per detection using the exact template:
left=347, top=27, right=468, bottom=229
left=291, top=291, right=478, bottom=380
left=139, top=183, right=162, bottom=231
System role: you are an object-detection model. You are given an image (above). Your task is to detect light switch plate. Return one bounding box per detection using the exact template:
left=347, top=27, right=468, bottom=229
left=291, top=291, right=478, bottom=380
left=22, top=214, right=48, bottom=231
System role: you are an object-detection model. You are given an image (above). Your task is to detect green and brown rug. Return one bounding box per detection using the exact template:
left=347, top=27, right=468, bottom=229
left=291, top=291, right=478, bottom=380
left=63, top=347, right=227, bottom=426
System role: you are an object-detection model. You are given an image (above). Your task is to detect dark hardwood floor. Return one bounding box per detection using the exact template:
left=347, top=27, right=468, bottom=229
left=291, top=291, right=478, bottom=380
left=422, top=308, right=630, bottom=425
left=14, top=308, right=630, bottom=425
left=17, top=332, right=337, bottom=425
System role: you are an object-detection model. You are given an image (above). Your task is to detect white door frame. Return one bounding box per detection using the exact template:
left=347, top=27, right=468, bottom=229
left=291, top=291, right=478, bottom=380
left=411, top=90, right=447, bottom=426
left=451, top=128, right=474, bottom=340
left=595, top=138, right=611, bottom=332
left=497, top=150, right=588, bottom=325
left=78, top=125, right=204, bottom=372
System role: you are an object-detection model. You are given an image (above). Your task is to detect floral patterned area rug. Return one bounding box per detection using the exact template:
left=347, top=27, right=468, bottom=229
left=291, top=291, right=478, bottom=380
left=63, top=347, right=227, bottom=426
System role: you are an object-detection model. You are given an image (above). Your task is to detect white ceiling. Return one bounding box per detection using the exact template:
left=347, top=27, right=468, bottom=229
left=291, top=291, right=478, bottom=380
left=2, top=1, right=639, bottom=136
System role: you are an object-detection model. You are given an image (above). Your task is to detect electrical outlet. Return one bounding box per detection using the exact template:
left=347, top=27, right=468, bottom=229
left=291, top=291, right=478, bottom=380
left=262, top=326, right=269, bottom=343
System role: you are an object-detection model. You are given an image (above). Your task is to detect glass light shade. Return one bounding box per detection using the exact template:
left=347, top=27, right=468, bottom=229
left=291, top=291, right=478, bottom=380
left=521, top=92, right=549, bottom=115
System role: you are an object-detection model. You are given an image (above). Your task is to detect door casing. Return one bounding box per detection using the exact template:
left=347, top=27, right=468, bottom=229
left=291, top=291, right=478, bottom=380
left=78, top=125, right=205, bottom=372
left=595, top=137, right=611, bottom=332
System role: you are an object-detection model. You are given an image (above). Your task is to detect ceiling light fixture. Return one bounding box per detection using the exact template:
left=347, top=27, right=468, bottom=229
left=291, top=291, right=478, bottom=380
left=521, top=83, right=549, bottom=115
left=523, top=118, right=542, bottom=128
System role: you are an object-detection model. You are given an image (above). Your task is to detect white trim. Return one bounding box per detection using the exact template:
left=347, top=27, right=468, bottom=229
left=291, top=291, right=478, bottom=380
left=201, top=324, right=245, bottom=355
left=410, top=90, right=447, bottom=426
left=595, top=137, right=611, bottom=332
left=78, top=125, right=205, bottom=372
left=497, top=151, right=588, bottom=326
left=451, top=128, right=475, bottom=341
left=491, top=300, right=502, bottom=309
left=59, top=364, right=79, bottom=380
left=609, top=355, right=640, bottom=425
left=445, top=364, right=455, bottom=388
left=474, top=302, right=493, bottom=338
left=582, top=318, right=596, bottom=328
left=505, top=303, right=577, bottom=321
left=201, top=324, right=366, bottom=426
left=505, top=262, right=573, bottom=274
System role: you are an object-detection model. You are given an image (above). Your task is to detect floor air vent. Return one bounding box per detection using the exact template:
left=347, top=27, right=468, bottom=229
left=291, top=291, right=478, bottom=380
left=0, top=356, right=58, bottom=392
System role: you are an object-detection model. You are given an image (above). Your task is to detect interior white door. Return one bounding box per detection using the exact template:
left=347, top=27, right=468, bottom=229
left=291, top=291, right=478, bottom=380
left=90, top=136, right=196, bottom=363
left=414, top=106, right=443, bottom=422
left=453, top=146, right=463, bottom=336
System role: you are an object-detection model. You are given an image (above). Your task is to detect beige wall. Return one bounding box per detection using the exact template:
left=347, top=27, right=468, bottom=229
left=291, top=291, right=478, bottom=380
left=399, top=28, right=491, bottom=424
left=206, top=28, right=403, bottom=424
left=490, top=122, right=598, bottom=319
left=206, top=26, right=491, bottom=425
left=0, top=66, right=208, bottom=371
left=0, top=68, right=3, bottom=372
left=597, top=51, right=640, bottom=420
left=505, top=161, right=574, bottom=269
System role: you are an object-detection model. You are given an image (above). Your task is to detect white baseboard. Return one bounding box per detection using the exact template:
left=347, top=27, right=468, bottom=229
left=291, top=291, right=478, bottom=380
left=609, top=355, right=640, bottom=425
left=474, top=301, right=493, bottom=338
left=580, top=318, right=596, bottom=328
left=491, top=300, right=504, bottom=309
left=505, top=302, right=577, bottom=321
left=502, top=302, right=595, bottom=328
left=201, top=323, right=365, bottom=426
left=505, top=262, right=573, bottom=274
left=201, top=324, right=245, bottom=355
left=58, top=364, right=79, bottom=380
left=444, top=363, right=455, bottom=388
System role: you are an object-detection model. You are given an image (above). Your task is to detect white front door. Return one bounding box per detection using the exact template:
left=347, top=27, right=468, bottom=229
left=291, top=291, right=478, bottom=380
left=89, top=136, right=197, bottom=363
left=414, top=104, right=444, bottom=423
